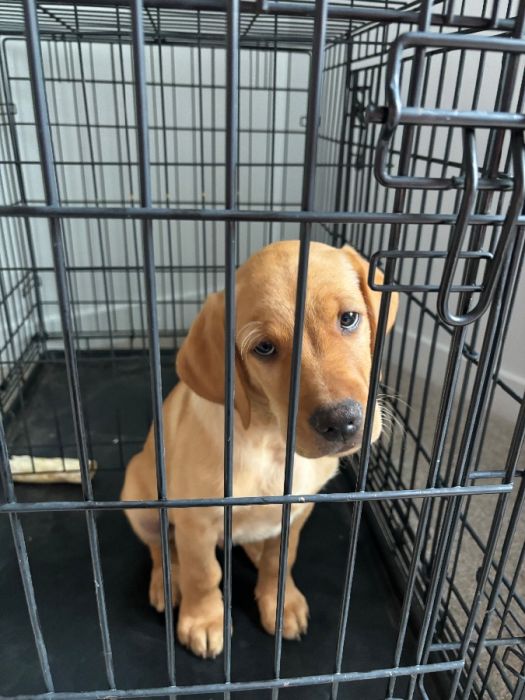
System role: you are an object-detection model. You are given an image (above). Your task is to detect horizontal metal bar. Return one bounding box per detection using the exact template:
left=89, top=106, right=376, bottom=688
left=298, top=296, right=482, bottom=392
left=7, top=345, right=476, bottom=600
left=469, top=470, right=525, bottom=480
left=0, top=660, right=465, bottom=700
left=368, top=105, right=525, bottom=130
left=1, top=159, right=312, bottom=167
left=397, top=30, right=525, bottom=55
left=0, top=204, right=523, bottom=226
left=0, top=29, right=314, bottom=50
left=368, top=248, right=492, bottom=293
left=429, top=636, right=525, bottom=653
left=395, top=107, right=525, bottom=130
left=0, top=484, right=513, bottom=514
left=371, top=249, right=493, bottom=262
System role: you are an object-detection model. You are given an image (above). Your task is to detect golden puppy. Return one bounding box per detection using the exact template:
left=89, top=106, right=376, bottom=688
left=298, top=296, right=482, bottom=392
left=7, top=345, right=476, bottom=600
left=121, top=240, right=398, bottom=658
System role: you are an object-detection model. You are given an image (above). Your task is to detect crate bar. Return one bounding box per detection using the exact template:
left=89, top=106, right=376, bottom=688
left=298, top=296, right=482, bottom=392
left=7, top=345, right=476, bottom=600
left=129, top=0, right=176, bottom=686
left=407, top=8, right=525, bottom=695
left=31, top=0, right=515, bottom=31
left=0, top=483, right=513, bottom=514
left=430, top=636, right=525, bottom=653
left=387, top=317, right=467, bottom=700
left=461, top=408, right=525, bottom=696
left=334, top=4, right=433, bottom=699
left=72, top=11, right=116, bottom=356
left=0, top=660, right=465, bottom=700
left=20, top=0, right=116, bottom=688
left=512, top=667, right=525, bottom=700
left=223, top=0, right=239, bottom=692
left=370, top=106, right=525, bottom=130
left=446, top=160, right=525, bottom=698
left=4, top=203, right=525, bottom=226
left=407, top=225, right=525, bottom=696
left=377, top=4, right=446, bottom=699
left=271, top=0, right=327, bottom=695
left=0, top=414, right=54, bottom=692
left=480, top=485, right=525, bottom=694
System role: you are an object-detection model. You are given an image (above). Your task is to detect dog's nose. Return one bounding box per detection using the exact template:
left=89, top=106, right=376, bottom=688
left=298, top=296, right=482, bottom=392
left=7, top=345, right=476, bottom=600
left=309, top=400, right=362, bottom=443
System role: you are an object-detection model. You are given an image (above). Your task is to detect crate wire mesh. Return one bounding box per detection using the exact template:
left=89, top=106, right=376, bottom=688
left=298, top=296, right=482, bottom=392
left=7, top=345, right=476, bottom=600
left=0, top=0, right=525, bottom=698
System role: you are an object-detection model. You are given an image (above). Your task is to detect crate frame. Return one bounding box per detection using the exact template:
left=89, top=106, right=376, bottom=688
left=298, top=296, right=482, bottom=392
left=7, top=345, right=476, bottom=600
left=0, top=1, right=524, bottom=699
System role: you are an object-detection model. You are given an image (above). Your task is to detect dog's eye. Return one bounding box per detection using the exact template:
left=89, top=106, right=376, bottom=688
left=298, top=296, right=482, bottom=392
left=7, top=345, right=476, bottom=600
left=253, top=341, right=276, bottom=357
left=340, top=311, right=360, bottom=331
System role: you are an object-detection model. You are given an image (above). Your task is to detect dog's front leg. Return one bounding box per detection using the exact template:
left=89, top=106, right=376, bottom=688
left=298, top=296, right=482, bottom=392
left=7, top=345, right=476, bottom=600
left=175, top=511, right=224, bottom=658
left=254, top=503, right=313, bottom=640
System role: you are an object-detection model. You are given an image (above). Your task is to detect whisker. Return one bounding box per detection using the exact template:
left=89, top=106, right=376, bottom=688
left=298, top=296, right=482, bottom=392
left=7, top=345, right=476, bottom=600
left=377, top=392, right=412, bottom=413
left=378, top=403, right=407, bottom=439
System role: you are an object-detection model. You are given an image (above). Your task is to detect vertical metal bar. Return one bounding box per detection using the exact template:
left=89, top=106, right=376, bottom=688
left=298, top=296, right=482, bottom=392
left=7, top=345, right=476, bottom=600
left=0, top=413, right=54, bottom=692
left=155, top=10, right=180, bottom=346
left=167, top=41, right=186, bottom=334
left=279, top=54, right=292, bottom=241
left=0, top=45, right=46, bottom=352
left=459, top=399, right=525, bottom=698
left=109, top=39, right=135, bottom=342
left=267, top=14, right=278, bottom=244
left=512, top=667, right=525, bottom=700
left=73, top=10, right=116, bottom=359
left=115, top=7, right=147, bottom=352
left=482, top=464, right=525, bottom=690
left=272, top=2, right=328, bottom=698
left=223, top=0, right=239, bottom=695
left=129, top=0, right=176, bottom=687
left=332, top=37, right=352, bottom=247
left=196, top=14, right=208, bottom=298
left=210, top=46, right=219, bottom=292
left=335, top=5, right=433, bottom=700
left=21, top=0, right=116, bottom=688
left=45, top=39, right=86, bottom=351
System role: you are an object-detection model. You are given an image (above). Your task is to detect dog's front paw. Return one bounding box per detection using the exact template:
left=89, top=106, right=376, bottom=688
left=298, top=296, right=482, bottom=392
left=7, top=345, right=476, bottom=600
left=256, top=582, right=309, bottom=640
left=149, top=564, right=180, bottom=613
left=177, top=595, right=224, bottom=658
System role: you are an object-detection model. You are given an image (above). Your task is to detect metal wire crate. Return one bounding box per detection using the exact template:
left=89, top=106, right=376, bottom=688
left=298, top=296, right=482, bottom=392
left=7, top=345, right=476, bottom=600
left=0, top=0, right=524, bottom=698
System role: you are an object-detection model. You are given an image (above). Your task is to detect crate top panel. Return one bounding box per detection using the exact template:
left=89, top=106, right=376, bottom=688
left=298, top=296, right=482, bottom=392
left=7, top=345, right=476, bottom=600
left=0, top=1, right=517, bottom=50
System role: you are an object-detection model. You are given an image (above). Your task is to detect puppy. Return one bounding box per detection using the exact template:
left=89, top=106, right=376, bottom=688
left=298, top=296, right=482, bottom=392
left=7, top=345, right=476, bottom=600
left=121, top=240, right=398, bottom=658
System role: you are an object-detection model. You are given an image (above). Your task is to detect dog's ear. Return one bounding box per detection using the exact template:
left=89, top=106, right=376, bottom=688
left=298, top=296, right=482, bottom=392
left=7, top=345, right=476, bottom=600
left=343, top=246, right=399, bottom=348
left=176, top=291, right=251, bottom=429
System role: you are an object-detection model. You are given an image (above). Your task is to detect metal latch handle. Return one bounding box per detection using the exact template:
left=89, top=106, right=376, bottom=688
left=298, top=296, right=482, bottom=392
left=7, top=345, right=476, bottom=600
left=437, top=130, right=525, bottom=326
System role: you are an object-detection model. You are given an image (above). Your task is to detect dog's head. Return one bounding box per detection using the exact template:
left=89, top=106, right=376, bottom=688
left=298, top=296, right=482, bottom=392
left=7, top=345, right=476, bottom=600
left=176, top=241, right=398, bottom=458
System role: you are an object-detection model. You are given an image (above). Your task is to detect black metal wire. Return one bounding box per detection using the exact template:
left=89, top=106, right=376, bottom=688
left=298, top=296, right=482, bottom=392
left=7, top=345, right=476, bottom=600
left=0, top=658, right=465, bottom=700
left=271, top=0, right=327, bottom=696
left=0, top=413, right=54, bottom=692
left=20, top=0, right=116, bottom=689
left=130, top=0, right=176, bottom=685
left=223, top=0, right=239, bottom=692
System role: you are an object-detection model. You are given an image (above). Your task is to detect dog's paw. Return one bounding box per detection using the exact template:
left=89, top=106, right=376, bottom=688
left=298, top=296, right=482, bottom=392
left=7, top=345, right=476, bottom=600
left=178, top=615, right=224, bottom=658
left=257, top=584, right=309, bottom=640
left=149, top=565, right=180, bottom=613
left=177, top=598, right=224, bottom=658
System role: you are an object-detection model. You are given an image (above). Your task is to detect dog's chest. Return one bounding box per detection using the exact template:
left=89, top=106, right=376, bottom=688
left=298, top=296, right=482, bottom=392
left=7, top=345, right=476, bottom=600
left=230, top=443, right=338, bottom=544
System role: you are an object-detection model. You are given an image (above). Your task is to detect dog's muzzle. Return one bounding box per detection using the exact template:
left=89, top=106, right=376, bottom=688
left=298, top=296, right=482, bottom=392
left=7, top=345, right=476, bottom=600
left=309, top=400, right=363, bottom=445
